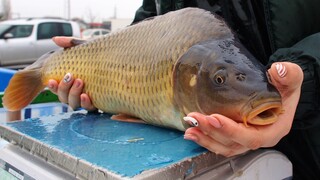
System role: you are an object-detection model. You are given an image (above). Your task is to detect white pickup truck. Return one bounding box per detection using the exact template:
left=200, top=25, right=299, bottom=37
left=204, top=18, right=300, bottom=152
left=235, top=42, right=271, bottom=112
left=0, top=18, right=80, bottom=69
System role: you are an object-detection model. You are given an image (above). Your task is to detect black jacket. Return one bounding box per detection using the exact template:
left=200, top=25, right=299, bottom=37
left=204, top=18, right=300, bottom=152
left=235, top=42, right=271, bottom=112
left=133, top=0, right=320, bottom=179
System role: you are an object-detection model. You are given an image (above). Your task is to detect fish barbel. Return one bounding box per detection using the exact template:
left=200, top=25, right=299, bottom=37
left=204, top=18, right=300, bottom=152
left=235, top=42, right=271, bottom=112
left=2, top=8, right=282, bottom=131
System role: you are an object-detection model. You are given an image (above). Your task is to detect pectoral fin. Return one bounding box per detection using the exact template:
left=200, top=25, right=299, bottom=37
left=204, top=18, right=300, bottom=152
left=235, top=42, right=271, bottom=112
left=111, top=114, right=146, bottom=124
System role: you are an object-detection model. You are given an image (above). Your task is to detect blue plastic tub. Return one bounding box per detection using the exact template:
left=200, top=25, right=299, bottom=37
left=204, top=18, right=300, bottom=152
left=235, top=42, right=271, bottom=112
left=0, top=68, right=16, bottom=92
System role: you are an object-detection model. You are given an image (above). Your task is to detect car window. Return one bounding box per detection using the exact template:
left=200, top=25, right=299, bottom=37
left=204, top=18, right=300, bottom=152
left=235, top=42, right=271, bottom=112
left=0, top=24, right=11, bottom=35
left=101, top=30, right=109, bottom=35
left=37, top=22, right=73, bottom=40
left=93, top=31, right=100, bottom=35
left=61, top=23, right=73, bottom=36
left=82, top=29, right=93, bottom=36
left=0, top=25, right=33, bottom=38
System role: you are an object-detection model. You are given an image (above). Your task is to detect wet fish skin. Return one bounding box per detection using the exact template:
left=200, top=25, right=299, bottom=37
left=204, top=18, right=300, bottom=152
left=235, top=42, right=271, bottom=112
left=2, top=8, right=282, bottom=131
left=174, top=38, right=282, bottom=125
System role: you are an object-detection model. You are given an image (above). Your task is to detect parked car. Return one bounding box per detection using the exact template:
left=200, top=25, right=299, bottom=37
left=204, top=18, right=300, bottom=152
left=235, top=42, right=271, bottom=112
left=81, top=28, right=110, bottom=40
left=0, top=18, right=81, bottom=69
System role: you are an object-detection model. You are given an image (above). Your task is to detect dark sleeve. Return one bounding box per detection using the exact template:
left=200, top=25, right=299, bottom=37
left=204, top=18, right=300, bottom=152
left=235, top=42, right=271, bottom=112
left=268, top=32, right=320, bottom=129
left=131, top=0, right=157, bottom=24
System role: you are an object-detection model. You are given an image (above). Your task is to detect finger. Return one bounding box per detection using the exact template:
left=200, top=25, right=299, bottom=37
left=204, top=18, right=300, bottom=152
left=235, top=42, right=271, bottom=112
left=185, top=112, right=206, bottom=129
left=80, top=94, right=97, bottom=112
left=267, top=62, right=303, bottom=141
left=52, top=36, right=75, bottom=48
left=48, top=79, right=58, bottom=94
left=185, top=112, right=236, bottom=147
left=185, top=127, right=248, bottom=157
left=268, top=62, right=303, bottom=94
left=57, top=73, right=74, bottom=104
left=186, top=112, right=267, bottom=150
left=68, top=78, right=83, bottom=110
left=209, top=114, right=265, bottom=150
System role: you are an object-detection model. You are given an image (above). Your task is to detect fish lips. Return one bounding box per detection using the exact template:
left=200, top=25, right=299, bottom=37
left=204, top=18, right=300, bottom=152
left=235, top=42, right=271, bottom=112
left=240, top=97, right=283, bottom=126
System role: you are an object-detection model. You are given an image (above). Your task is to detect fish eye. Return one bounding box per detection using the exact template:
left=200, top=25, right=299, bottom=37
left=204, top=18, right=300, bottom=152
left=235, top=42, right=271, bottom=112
left=211, top=68, right=227, bottom=85
left=214, top=75, right=225, bottom=84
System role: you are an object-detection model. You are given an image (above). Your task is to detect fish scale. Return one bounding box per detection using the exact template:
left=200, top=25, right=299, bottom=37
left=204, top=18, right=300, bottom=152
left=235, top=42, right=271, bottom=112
left=38, top=9, right=229, bottom=130
left=4, top=8, right=283, bottom=131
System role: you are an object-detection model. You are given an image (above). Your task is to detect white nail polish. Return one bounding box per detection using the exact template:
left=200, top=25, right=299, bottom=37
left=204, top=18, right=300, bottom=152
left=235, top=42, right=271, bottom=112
left=275, top=63, right=287, bottom=78
left=63, top=73, right=72, bottom=83
left=183, top=116, right=199, bottom=127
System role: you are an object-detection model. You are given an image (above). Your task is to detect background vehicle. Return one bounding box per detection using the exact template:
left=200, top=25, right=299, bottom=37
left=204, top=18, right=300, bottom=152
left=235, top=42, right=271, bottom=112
left=81, top=28, right=110, bottom=40
left=0, top=18, right=81, bottom=69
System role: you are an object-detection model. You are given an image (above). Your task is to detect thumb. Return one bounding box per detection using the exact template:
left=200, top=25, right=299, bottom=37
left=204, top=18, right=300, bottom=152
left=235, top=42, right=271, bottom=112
left=268, top=62, right=303, bottom=96
left=52, top=36, right=75, bottom=48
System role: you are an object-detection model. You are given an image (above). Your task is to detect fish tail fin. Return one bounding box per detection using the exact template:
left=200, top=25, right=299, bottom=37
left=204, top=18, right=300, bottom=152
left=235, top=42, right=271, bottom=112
left=2, top=69, right=45, bottom=111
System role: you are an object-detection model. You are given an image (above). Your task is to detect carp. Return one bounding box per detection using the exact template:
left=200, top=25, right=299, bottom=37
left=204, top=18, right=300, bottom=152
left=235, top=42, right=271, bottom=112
left=2, top=8, right=282, bottom=131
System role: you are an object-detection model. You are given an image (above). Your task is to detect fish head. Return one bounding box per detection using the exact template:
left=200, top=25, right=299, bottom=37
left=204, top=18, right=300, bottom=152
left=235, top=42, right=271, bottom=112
left=173, top=38, right=282, bottom=126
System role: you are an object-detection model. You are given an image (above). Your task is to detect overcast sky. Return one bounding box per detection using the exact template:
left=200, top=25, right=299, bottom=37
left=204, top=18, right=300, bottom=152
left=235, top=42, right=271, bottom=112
left=10, top=0, right=143, bottom=22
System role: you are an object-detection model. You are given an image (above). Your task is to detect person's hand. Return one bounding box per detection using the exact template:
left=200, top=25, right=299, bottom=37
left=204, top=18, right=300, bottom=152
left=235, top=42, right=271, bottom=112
left=184, top=62, right=303, bottom=157
left=48, top=74, right=96, bottom=111
left=52, top=36, right=85, bottom=47
left=47, top=37, right=96, bottom=111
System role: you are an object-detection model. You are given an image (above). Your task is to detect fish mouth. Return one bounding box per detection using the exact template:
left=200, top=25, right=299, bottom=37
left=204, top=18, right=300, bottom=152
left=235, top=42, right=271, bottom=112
left=241, top=99, right=283, bottom=126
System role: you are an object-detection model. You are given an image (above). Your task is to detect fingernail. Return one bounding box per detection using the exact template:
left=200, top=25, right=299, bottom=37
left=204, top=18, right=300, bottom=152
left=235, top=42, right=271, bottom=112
left=63, top=73, right=72, bottom=83
left=275, top=63, right=287, bottom=78
left=183, top=116, right=199, bottom=127
left=184, top=134, right=198, bottom=142
left=48, top=81, right=54, bottom=89
left=80, top=95, right=85, bottom=103
left=74, top=79, right=81, bottom=88
left=206, top=116, right=222, bottom=128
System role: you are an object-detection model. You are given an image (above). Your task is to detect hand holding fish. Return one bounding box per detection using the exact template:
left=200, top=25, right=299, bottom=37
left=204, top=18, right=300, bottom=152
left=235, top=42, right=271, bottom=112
left=48, top=73, right=96, bottom=111
left=47, top=37, right=97, bottom=111
left=47, top=37, right=91, bottom=111
left=184, top=62, right=303, bottom=157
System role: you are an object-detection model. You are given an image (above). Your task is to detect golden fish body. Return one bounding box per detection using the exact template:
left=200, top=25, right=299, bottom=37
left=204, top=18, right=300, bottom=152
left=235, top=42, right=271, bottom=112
left=3, top=8, right=282, bottom=131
